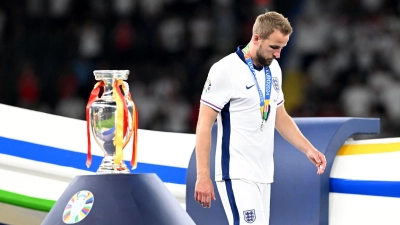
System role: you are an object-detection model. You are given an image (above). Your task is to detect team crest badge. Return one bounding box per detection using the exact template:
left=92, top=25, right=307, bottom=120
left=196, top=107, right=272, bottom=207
left=203, top=79, right=212, bottom=93
left=272, top=77, right=280, bottom=93
left=243, top=209, right=256, bottom=223
left=62, top=190, right=94, bottom=224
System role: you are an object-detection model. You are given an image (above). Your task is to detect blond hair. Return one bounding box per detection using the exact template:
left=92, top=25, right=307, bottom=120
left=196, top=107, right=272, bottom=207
left=252, top=11, right=293, bottom=39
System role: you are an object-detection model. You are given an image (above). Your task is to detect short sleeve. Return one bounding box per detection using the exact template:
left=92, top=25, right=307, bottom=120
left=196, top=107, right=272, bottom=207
left=273, top=61, right=285, bottom=107
left=277, top=81, right=284, bottom=107
left=200, top=62, right=232, bottom=112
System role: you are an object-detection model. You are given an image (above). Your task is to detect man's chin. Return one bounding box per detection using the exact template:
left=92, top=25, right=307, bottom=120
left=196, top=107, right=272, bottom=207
left=259, top=59, right=273, bottom=67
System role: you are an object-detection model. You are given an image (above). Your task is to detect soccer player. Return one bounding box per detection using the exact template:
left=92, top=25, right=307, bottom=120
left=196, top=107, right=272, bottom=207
left=194, top=11, right=326, bottom=225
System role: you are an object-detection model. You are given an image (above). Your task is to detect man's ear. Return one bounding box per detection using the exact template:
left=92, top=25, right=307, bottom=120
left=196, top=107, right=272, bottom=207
left=252, top=34, right=261, bottom=45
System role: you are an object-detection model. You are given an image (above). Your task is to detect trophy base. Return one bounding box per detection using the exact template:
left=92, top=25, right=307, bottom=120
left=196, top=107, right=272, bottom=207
left=97, top=155, right=130, bottom=174
left=41, top=174, right=196, bottom=225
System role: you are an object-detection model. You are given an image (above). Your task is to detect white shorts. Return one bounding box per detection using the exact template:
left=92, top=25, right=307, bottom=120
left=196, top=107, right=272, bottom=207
left=216, top=179, right=271, bottom=225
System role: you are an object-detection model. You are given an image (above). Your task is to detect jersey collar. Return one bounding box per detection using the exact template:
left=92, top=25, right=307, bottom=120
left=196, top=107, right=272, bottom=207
left=235, top=45, right=263, bottom=71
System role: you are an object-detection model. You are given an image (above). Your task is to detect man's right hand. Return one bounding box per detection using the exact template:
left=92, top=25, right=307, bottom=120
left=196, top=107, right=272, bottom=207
left=194, top=177, right=216, bottom=208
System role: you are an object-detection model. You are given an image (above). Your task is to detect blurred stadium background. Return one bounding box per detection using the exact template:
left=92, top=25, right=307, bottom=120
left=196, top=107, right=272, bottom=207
left=0, top=0, right=399, bottom=137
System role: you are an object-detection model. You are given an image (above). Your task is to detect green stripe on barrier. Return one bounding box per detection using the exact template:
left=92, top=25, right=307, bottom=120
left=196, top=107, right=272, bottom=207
left=0, top=189, right=55, bottom=212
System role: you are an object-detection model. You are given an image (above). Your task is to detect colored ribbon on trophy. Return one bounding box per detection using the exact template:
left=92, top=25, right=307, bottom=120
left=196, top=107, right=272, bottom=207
left=113, top=80, right=129, bottom=168
left=128, top=92, right=138, bottom=169
left=113, top=80, right=139, bottom=169
left=86, top=81, right=104, bottom=168
left=86, top=79, right=138, bottom=170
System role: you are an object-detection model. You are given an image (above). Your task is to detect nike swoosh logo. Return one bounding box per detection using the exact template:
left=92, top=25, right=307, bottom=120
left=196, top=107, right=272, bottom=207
left=246, top=84, right=255, bottom=89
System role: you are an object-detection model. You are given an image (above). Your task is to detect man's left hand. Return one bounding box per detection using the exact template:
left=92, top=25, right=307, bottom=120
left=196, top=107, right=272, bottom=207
left=306, top=149, right=326, bottom=175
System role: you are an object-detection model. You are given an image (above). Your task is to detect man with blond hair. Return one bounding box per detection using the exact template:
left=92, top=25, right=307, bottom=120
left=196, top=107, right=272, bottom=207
left=194, top=11, right=326, bottom=224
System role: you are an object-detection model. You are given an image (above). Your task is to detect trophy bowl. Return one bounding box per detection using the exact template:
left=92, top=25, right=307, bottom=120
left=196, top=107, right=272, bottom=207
left=86, top=70, right=138, bottom=174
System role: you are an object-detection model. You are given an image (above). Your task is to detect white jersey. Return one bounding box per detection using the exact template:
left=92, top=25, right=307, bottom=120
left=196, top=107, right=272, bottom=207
left=200, top=46, right=284, bottom=183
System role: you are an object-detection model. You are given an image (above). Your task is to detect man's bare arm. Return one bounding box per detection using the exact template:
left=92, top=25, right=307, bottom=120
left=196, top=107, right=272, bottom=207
left=194, top=103, right=218, bottom=207
left=275, top=105, right=326, bottom=174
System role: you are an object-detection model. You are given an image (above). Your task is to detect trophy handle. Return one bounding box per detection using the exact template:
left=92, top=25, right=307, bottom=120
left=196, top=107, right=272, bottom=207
left=122, top=81, right=129, bottom=96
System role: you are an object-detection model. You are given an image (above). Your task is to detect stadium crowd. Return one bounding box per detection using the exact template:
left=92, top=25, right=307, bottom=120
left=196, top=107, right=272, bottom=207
left=0, top=0, right=399, bottom=138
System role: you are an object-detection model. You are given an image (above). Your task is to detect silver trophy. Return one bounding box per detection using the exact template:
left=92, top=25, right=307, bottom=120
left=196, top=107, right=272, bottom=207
left=86, top=70, right=138, bottom=174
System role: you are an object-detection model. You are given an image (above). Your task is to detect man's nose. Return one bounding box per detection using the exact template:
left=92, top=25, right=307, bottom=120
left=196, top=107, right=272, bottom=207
left=273, top=49, right=281, bottom=59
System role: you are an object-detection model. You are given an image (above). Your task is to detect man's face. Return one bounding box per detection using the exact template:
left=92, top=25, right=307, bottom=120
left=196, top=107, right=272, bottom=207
left=255, top=30, right=289, bottom=66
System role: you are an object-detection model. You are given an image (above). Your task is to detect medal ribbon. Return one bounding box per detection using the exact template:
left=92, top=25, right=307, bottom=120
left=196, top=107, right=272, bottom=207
left=86, top=81, right=104, bottom=168
left=242, top=45, right=272, bottom=122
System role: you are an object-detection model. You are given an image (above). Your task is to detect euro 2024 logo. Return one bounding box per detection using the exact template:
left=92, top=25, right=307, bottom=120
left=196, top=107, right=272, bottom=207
left=62, top=190, right=94, bottom=224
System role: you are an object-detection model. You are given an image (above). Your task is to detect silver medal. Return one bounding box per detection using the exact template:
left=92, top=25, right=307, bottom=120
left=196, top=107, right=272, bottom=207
left=260, top=120, right=265, bottom=131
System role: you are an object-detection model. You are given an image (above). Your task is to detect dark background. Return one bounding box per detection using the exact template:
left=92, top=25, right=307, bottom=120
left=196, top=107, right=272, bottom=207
left=0, top=0, right=399, bottom=138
